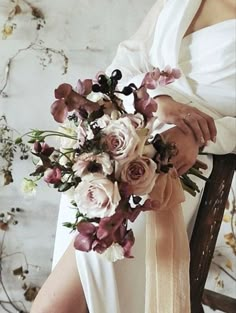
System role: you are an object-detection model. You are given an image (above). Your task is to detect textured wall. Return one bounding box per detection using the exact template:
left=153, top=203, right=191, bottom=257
left=0, top=0, right=156, bottom=312
left=0, top=0, right=235, bottom=312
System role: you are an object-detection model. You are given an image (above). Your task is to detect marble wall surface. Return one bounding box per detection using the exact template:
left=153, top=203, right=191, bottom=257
left=0, top=0, right=235, bottom=312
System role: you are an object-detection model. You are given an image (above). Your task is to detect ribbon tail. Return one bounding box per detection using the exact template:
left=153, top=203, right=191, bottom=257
left=145, top=176, right=190, bottom=313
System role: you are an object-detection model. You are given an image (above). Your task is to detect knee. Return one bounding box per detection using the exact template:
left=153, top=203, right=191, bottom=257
left=30, top=290, right=88, bottom=313
left=30, top=295, right=55, bottom=313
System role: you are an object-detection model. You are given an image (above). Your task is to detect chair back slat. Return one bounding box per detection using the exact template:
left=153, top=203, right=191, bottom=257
left=190, top=154, right=236, bottom=313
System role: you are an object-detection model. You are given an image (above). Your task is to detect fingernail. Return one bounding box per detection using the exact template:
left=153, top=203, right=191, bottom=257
left=212, top=136, right=216, bottom=143
left=200, top=136, right=205, bottom=144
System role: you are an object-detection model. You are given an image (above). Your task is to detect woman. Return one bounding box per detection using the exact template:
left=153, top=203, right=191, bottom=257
left=30, top=0, right=236, bottom=312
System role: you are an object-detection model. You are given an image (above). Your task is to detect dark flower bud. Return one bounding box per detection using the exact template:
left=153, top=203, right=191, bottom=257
left=122, top=86, right=133, bottom=96
left=78, top=108, right=88, bottom=119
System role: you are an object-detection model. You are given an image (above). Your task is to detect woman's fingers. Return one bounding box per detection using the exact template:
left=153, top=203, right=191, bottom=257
left=182, top=111, right=216, bottom=145
left=183, top=114, right=206, bottom=144
left=193, top=109, right=217, bottom=141
left=202, top=113, right=217, bottom=142
left=174, top=119, right=191, bottom=135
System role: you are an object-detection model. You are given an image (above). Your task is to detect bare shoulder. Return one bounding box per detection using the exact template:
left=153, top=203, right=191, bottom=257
left=185, top=0, right=236, bottom=37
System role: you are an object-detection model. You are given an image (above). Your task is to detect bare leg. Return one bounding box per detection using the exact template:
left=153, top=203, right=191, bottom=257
left=30, top=240, right=88, bottom=313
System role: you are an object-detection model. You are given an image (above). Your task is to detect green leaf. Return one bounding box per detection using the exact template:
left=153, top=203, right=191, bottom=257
left=15, top=137, right=22, bottom=144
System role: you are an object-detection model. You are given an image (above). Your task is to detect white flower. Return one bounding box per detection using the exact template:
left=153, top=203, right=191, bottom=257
left=21, top=178, right=37, bottom=196
left=58, top=121, right=78, bottom=166
left=73, top=152, right=113, bottom=177
left=101, top=243, right=124, bottom=262
left=86, top=91, right=103, bottom=102
left=76, top=120, right=87, bottom=147
left=124, top=113, right=145, bottom=129
left=86, top=125, right=94, bottom=140
left=58, top=120, right=78, bottom=149
left=74, top=173, right=121, bottom=218
left=111, top=110, right=120, bottom=120
left=91, top=114, right=111, bottom=129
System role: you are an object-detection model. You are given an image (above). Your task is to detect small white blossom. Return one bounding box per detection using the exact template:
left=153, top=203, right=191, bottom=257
left=21, top=178, right=37, bottom=197
left=101, top=243, right=124, bottom=262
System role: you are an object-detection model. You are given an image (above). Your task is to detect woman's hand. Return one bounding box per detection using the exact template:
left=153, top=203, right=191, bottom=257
left=155, top=95, right=217, bottom=146
left=161, top=126, right=200, bottom=176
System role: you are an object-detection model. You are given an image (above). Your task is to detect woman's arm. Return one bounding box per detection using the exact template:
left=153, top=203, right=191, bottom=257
left=154, top=96, right=236, bottom=155
left=106, top=0, right=166, bottom=87
left=202, top=117, right=236, bottom=155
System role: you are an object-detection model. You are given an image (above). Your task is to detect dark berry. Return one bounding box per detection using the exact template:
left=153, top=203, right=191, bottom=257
left=98, top=74, right=108, bottom=85
left=99, top=84, right=109, bottom=93
left=92, top=84, right=101, bottom=92
left=111, top=69, right=122, bottom=80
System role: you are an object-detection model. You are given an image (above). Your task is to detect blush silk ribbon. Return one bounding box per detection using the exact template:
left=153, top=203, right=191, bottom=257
left=145, top=173, right=190, bottom=313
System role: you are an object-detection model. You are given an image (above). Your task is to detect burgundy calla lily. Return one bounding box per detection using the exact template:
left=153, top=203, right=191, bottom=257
left=122, top=230, right=135, bottom=258
left=51, top=83, right=100, bottom=123
left=74, top=221, right=97, bottom=252
left=76, top=79, right=93, bottom=96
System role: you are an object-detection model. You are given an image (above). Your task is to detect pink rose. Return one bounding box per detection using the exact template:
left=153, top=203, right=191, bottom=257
left=102, top=117, right=140, bottom=161
left=44, top=167, right=61, bottom=184
left=120, top=156, right=157, bottom=196
left=74, top=173, right=121, bottom=218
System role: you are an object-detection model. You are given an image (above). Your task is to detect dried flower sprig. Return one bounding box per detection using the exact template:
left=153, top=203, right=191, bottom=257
left=0, top=40, right=69, bottom=97
left=0, top=115, right=30, bottom=185
left=2, top=0, right=45, bottom=39
left=0, top=206, right=40, bottom=313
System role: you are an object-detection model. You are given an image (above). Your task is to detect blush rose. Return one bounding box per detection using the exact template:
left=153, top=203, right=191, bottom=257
left=74, top=173, right=121, bottom=218
left=120, top=156, right=157, bottom=196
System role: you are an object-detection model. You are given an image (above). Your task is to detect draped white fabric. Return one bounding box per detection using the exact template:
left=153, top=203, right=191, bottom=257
left=52, top=1, right=236, bottom=312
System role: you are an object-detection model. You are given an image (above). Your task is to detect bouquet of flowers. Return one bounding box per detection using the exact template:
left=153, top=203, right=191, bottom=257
left=19, top=67, right=204, bottom=261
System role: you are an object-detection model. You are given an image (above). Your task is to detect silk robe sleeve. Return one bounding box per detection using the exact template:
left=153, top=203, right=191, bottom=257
left=106, top=0, right=236, bottom=156
left=203, top=117, right=236, bottom=155
left=106, top=0, right=166, bottom=89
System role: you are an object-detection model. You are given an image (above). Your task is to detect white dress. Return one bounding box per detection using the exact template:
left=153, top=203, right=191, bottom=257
left=52, top=1, right=236, bottom=312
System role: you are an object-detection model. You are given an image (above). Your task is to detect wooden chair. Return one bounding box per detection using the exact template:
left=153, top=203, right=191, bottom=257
left=190, top=154, right=236, bottom=313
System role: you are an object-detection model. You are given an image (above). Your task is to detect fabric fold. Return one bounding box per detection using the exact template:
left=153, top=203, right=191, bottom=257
left=145, top=173, right=190, bottom=313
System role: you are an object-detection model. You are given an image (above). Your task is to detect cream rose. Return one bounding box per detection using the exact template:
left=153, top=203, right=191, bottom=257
left=102, top=117, right=140, bottom=162
left=74, top=173, right=121, bottom=218
left=120, top=156, right=157, bottom=196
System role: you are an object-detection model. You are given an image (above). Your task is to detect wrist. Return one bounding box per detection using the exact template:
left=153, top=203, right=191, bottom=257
left=154, top=95, right=172, bottom=101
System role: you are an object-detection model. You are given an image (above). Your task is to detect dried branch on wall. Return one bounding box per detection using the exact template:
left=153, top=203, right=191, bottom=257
left=0, top=41, right=69, bottom=97
left=2, top=0, right=45, bottom=39
left=0, top=1, right=69, bottom=97
left=0, top=207, right=40, bottom=313
left=0, top=115, right=30, bottom=186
